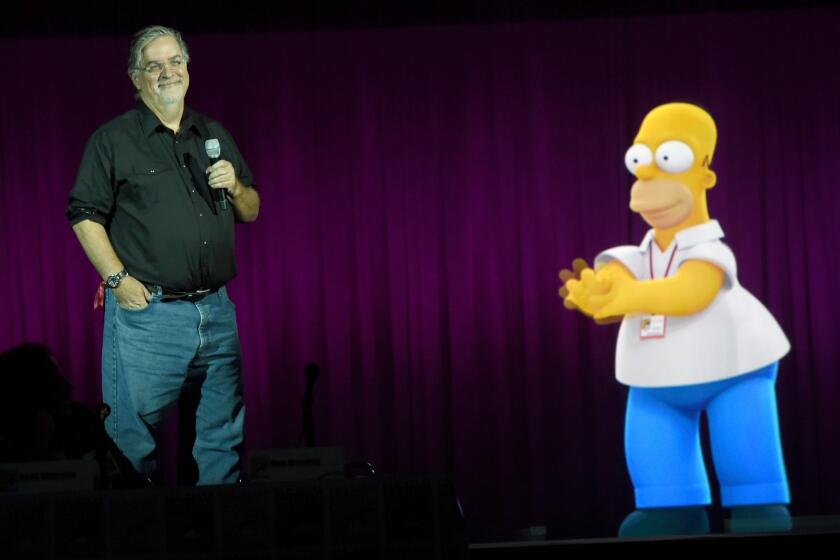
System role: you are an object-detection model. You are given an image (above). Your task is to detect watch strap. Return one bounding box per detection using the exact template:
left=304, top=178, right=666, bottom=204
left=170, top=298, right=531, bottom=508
left=106, top=269, right=128, bottom=288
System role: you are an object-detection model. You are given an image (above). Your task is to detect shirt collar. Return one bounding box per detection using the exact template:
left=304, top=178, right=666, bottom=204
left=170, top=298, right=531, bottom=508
left=639, top=219, right=725, bottom=251
left=137, top=101, right=200, bottom=137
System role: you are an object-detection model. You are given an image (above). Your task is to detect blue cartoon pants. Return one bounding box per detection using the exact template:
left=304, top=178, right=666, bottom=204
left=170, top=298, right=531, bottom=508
left=625, top=362, right=790, bottom=508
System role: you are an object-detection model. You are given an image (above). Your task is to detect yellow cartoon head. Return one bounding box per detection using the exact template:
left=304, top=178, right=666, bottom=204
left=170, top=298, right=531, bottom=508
left=625, top=103, right=717, bottom=231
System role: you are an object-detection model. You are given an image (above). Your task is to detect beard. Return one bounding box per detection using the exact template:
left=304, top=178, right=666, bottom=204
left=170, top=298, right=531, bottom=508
left=156, top=81, right=185, bottom=105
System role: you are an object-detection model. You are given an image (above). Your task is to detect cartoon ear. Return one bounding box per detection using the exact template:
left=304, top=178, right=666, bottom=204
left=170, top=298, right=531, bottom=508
left=703, top=169, right=717, bottom=189
left=701, top=155, right=716, bottom=189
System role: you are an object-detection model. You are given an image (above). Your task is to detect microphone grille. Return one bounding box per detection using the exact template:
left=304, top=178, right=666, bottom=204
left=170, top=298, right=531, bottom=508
left=204, top=138, right=221, bottom=159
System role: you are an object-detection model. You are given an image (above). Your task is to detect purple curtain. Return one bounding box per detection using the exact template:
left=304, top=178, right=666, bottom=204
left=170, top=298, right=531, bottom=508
left=2, top=8, right=839, bottom=538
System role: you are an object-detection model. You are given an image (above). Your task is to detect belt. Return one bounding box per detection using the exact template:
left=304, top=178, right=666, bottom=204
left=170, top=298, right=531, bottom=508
left=145, top=284, right=220, bottom=302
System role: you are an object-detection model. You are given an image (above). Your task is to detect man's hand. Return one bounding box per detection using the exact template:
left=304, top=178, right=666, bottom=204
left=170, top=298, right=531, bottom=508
left=113, top=276, right=151, bottom=310
left=206, top=161, right=260, bottom=222
left=206, top=160, right=240, bottom=196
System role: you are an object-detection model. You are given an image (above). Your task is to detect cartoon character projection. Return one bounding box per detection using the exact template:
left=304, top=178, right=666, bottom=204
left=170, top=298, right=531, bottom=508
left=559, top=103, right=792, bottom=536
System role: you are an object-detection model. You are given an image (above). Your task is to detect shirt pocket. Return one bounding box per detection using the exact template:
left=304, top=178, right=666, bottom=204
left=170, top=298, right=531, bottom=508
left=119, top=161, right=175, bottom=213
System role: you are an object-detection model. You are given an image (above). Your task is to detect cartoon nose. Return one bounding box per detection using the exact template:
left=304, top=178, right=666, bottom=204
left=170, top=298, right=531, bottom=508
left=635, top=163, right=657, bottom=181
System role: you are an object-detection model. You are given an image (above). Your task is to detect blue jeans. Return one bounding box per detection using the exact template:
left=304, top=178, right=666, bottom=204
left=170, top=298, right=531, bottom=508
left=625, top=363, right=789, bottom=508
left=102, top=286, right=244, bottom=485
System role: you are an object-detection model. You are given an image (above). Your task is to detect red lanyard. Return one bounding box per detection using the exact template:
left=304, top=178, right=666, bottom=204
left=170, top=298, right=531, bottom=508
left=649, top=242, right=678, bottom=279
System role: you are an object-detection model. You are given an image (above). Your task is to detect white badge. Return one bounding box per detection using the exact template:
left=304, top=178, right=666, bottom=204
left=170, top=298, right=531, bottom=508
left=640, top=314, right=666, bottom=339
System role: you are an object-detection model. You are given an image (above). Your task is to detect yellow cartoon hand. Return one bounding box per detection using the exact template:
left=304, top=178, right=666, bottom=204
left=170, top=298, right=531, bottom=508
left=559, top=258, right=589, bottom=310
left=560, top=263, right=613, bottom=316
left=592, top=269, right=639, bottom=320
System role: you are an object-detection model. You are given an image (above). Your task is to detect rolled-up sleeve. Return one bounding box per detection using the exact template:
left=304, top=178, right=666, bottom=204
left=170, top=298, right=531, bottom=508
left=66, top=129, right=115, bottom=227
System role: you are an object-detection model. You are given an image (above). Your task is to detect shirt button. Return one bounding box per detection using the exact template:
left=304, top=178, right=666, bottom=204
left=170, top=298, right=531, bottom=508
left=192, top=189, right=196, bottom=193
left=203, top=241, right=208, bottom=245
left=199, top=213, right=203, bottom=217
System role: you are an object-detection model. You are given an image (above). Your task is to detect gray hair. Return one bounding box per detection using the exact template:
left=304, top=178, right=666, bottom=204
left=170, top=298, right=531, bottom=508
left=127, top=25, right=191, bottom=78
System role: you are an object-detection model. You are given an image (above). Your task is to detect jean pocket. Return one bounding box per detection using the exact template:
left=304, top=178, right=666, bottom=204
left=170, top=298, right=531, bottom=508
left=117, top=302, right=150, bottom=313
left=116, top=292, right=158, bottom=312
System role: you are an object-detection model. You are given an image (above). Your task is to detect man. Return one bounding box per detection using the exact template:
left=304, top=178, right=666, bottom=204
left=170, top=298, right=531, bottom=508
left=67, top=25, right=260, bottom=485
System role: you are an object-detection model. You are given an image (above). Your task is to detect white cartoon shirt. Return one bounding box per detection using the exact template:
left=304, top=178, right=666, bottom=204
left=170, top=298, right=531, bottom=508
left=594, top=220, right=790, bottom=387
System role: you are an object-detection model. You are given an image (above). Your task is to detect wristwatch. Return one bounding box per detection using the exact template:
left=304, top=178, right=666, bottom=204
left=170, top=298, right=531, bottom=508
left=105, top=269, right=128, bottom=289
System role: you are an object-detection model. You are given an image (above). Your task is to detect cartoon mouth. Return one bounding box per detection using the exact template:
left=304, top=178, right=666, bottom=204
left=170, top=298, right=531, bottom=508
left=640, top=202, right=681, bottom=217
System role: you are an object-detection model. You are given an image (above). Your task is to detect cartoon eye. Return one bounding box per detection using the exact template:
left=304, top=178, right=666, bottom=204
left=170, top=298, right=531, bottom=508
left=624, top=144, right=653, bottom=174
left=655, top=141, right=695, bottom=174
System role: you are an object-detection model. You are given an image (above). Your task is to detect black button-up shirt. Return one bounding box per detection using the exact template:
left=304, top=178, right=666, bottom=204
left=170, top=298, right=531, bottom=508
left=67, top=103, right=254, bottom=292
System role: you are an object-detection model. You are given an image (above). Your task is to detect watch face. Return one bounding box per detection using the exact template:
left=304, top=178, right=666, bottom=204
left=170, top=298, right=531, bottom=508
left=107, top=270, right=125, bottom=288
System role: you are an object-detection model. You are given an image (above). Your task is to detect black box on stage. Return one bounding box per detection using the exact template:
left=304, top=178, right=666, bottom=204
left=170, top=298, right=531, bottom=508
left=0, top=475, right=467, bottom=559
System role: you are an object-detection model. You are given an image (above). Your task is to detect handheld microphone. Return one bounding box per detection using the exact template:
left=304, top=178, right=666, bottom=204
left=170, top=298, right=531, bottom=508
left=204, top=138, right=227, bottom=210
